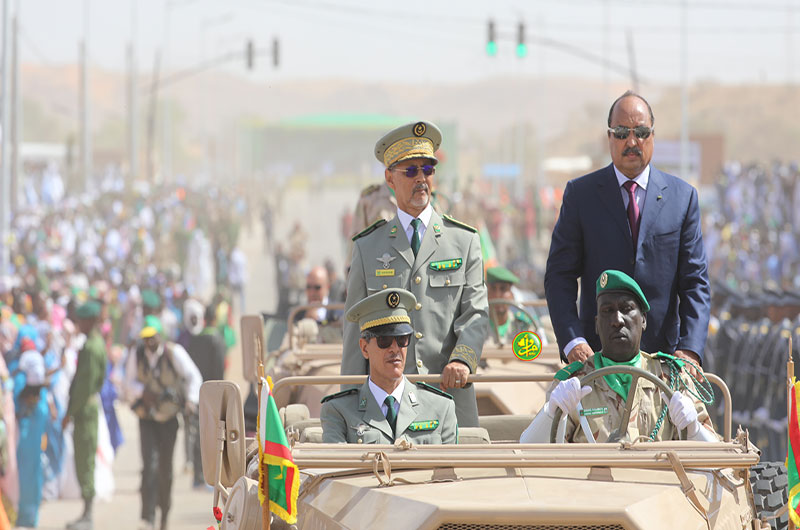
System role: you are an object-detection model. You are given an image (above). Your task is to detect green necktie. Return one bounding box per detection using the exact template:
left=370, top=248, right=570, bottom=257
left=410, top=218, right=422, bottom=257
left=384, top=395, right=397, bottom=433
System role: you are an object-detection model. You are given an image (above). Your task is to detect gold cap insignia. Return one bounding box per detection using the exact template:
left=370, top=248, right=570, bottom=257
left=599, top=272, right=608, bottom=288
left=413, top=122, right=426, bottom=137
left=386, top=291, right=400, bottom=308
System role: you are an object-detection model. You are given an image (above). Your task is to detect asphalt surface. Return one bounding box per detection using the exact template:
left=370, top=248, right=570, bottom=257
left=37, top=184, right=360, bottom=530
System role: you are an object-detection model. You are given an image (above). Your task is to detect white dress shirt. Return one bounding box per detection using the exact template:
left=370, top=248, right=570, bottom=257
left=368, top=377, right=405, bottom=417
left=397, top=203, right=434, bottom=246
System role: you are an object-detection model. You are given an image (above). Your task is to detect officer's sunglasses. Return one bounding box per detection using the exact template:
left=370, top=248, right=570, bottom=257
left=374, top=334, right=412, bottom=349
left=608, top=125, right=654, bottom=140
left=393, top=165, right=435, bottom=178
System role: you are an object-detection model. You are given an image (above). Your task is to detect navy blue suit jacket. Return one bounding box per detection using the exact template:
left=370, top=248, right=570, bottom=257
left=544, top=164, right=711, bottom=363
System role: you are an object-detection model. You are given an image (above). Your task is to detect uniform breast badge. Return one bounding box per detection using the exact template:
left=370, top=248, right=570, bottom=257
left=377, top=253, right=396, bottom=268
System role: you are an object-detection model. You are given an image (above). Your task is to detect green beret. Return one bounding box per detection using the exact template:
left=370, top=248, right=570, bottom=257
left=140, top=314, right=163, bottom=338
left=346, top=288, right=416, bottom=336
left=486, top=266, right=519, bottom=285
left=596, top=270, right=650, bottom=312
left=75, top=300, right=102, bottom=319
left=141, top=289, right=161, bottom=309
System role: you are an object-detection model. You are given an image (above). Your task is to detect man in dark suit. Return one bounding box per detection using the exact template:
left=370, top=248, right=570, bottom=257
left=545, top=91, right=710, bottom=370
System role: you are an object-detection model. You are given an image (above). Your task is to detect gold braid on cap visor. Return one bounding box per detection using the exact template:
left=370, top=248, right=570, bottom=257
left=383, top=137, right=435, bottom=167
left=360, top=315, right=411, bottom=331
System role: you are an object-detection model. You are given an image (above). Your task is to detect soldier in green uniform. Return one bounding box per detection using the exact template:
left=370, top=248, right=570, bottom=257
left=342, top=120, right=488, bottom=427
left=485, top=266, right=534, bottom=345
left=520, top=270, right=718, bottom=443
left=322, top=289, right=457, bottom=444
left=62, top=300, right=108, bottom=530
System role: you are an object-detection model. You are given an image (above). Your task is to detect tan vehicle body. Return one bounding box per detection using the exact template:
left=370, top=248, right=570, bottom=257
left=200, top=367, right=772, bottom=530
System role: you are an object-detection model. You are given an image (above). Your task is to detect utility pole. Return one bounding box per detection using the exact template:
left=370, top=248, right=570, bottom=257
left=79, top=1, right=91, bottom=193
left=679, top=0, right=689, bottom=183
left=127, top=0, right=138, bottom=182
left=10, top=7, right=19, bottom=216
left=625, top=28, right=639, bottom=93
left=0, top=0, right=10, bottom=274
left=145, top=50, right=161, bottom=183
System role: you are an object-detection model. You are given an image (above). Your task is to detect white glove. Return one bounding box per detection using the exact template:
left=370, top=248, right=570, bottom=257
left=546, top=378, right=592, bottom=417
left=662, top=391, right=717, bottom=441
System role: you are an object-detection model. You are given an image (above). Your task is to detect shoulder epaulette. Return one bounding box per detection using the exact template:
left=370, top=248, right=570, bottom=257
left=320, top=388, right=358, bottom=403
left=351, top=219, right=387, bottom=241
left=441, top=214, right=477, bottom=233
left=554, top=361, right=585, bottom=381
left=416, top=382, right=454, bottom=400
left=360, top=183, right=381, bottom=197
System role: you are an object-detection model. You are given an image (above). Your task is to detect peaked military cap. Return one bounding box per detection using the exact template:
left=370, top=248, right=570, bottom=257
left=75, top=300, right=102, bottom=319
left=486, top=266, right=519, bottom=285
left=347, top=288, right=417, bottom=336
left=374, top=120, right=442, bottom=167
left=596, top=269, right=650, bottom=312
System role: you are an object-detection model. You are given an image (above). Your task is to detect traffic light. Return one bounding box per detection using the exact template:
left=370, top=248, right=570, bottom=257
left=516, top=22, right=527, bottom=58
left=245, top=39, right=254, bottom=70
left=272, top=37, right=279, bottom=68
left=487, top=20, right=497, bottom=57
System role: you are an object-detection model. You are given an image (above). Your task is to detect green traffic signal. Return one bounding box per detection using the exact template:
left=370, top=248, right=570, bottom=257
left=487, top=41, right=498, bottom=56
left=487, top=19, right=497, bottom=57
left=516, top=43, right=527, bottom=58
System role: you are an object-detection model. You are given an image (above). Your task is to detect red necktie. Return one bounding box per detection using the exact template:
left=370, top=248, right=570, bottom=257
left=623, top=180, right=640, bottom=247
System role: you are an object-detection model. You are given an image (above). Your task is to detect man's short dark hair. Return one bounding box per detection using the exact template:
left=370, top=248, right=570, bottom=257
left=607, top=90, right=655, bottom=128
left=360, top=330, right=377, bottom=341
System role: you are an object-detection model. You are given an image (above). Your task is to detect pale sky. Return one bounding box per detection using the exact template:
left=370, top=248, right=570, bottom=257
left=15, top=0, right=800, bottom=87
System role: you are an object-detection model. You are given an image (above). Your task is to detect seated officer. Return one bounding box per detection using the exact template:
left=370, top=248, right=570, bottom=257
left=520, top=270, right=718, bottom=443
left=321, top=288, right=457, bottom=444
left=486, top=266, right=533, bottom=344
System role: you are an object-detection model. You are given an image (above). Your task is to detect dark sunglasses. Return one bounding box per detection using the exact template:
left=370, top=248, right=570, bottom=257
left=393, top=164, right=435, bottom=178
left=374, top=334, right=412, bottom=349
left=608, top=126, right=654, bottom=140
left=306, top=284, right=323, bottom=290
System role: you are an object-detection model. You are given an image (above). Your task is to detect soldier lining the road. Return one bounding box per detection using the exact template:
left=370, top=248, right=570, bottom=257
left=341, top=120, right=488, bottom=428
left=521, top=270, right=718, bottom=443
left=62, top=300, right=108, bottom=530
left=322, top=288, right=457, bottom=444
left=485, top=266, right=534, bottom=345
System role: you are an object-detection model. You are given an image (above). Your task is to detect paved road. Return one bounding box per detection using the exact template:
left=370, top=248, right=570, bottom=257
left=37, top=184, right=361, bottom=530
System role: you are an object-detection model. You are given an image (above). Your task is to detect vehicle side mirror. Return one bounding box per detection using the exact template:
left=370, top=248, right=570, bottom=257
left=240, top=315, right=264, bottom=384
left=200, top=380, right=246, bottom=491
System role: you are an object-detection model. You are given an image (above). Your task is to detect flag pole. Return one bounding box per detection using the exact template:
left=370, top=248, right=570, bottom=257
left=789, top=335, right=795, bottom=530
left=256, top=336, right=270, bottom=530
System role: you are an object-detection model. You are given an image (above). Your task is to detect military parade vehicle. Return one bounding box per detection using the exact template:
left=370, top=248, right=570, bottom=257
left=198, top=317, right=789, bottom=530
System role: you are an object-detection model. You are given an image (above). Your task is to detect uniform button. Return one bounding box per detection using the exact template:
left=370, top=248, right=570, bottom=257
left=382, top=284, right=387, bottom=289
left=415, top=332, right=423, bottom=339
left=445, top=279, right=451, bottom=285
left=358, top=439, right=363, bottom=444
left=416, top=359, right=423, bottom=368
left=415, top=303, right=422, bottom=310
left=629, top=259, right=634, bottom=265
left=415, top=276, right=421, bottom=284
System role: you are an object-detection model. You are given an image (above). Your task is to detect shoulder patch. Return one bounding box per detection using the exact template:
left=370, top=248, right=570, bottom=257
left=514, top=310, right=533, bottom=325
left=320, top=388, right=358, bottom=404
left=352, top=218, right=387, bottom=241
left=554, top=361, right=585, bottom=381
left=360, top=183, right=381, bottom=197
left=441, top=214, right=477, bottom=233
left=416, top=382, right=454, bottom=400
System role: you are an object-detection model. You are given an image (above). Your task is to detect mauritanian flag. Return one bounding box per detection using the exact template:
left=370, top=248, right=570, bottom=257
left=258, top=376, right=299, bottom=524
left=788, top=377, right=800, bottom=526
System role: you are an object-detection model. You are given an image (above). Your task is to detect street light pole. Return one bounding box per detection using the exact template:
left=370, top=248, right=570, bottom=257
left=0, top=0, right=12, bottom=274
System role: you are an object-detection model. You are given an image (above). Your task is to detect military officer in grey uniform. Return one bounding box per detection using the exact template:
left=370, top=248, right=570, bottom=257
left=322, top=288, right=458, bottom=444
left=342, top=120, right=488, bottom=427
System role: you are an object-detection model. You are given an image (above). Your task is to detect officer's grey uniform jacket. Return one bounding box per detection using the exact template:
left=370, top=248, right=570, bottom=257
left=342, top=210, right=489, bottom=427
left=321, top=377, right=458, bottom=444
